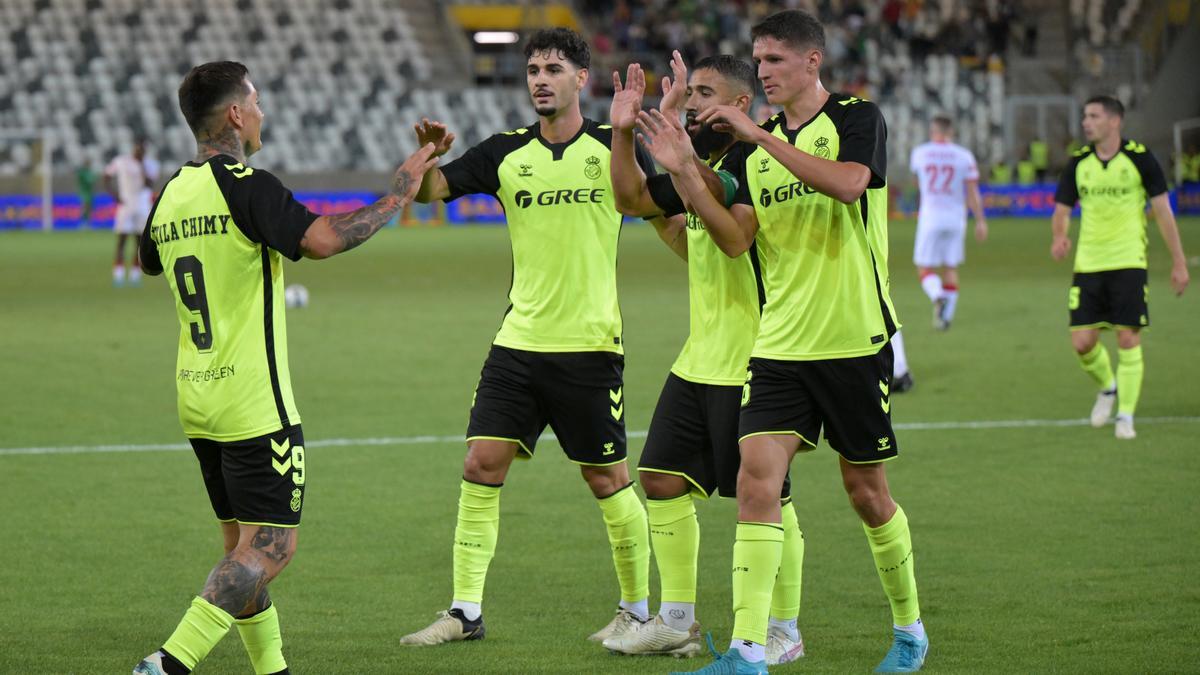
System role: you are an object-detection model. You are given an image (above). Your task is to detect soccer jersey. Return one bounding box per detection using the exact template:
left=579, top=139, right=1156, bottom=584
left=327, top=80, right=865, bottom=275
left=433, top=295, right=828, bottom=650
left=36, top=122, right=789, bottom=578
left=909, top=141, right=978, bottom=231
left=440, top=118, right=655, bottom=354
left=646, top=146, right=763, bottom=386
left=106, top=154, right=156, bottom=213
left=140, top=155, right=318, bottom=441
left=731, top=94, right=897, bottom=361
left=1055, top=139, right=1168, bottom=273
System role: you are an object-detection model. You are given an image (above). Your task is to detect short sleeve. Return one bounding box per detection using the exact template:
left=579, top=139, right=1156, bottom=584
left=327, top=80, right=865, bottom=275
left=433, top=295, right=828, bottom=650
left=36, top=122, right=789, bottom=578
left=219, top=165, right=319, bottom=261
left=634, top=140, right=658, bottom=178
left=837, top=102, right=888, bottom=188
left=104, top=158, right=119, bottom=176
left=964, top=151, right=980, bottom=181
left=1130, top=149, right=1168, bottom=198
left=139, top=219, right=162, bottom=275
left=646, top=174, right=686, bottom=217
left=1054, top=157, right=1081, bottom=206
left=440, top=137, right=502, bottom=201
left=908, top=147, right=919, bottom=174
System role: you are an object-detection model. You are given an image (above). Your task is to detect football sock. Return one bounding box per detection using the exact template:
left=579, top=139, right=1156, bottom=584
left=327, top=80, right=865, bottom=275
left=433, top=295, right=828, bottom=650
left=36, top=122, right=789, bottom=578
left=730, top=638, right=766, bottom=663
left=890, top=331, right=909, bottom=377
left=1077, top=343, right=1116, bottom=391
left=864, top=505, right=921, bottom=627
left=130, top=267, right=143, bottom=284
left=732, top=522, right=784, bottom=646
left=768, top=617, right=800, bottom=642
left=896, top=618, right=927, bottom=641
left=597, top=483, right=650, bottom=615
left=770, top=499, right=804, bottom=625
left=920, top=272, right=943, bottom=302
left=452, top=479, right=501, bottom=607
left=234, top=604, right=287, bottom=675
left=660, top=601, right=696, bottom=631
left=449, top=600, right=481, bottom=622
left=620, top=597, right=650, bottom=622
left=1117, top=345, right=1144, bottom=417
left=113, top=265, right=126, bottom=283
left=941, top=285, right=959, bottom=321
left=647, top=493, right=699, bottom=610
left=161, top=596, right=235, bottom=670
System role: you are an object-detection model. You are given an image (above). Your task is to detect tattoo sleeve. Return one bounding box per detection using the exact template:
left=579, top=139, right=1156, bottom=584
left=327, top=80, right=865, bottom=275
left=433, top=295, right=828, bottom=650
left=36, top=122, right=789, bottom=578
left=322, top=169, right=416, bottom=252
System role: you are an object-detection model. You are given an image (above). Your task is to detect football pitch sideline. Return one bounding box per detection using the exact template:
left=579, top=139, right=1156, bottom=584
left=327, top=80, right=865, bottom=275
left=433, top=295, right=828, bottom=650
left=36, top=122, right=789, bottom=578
left=1, top=218, right=1198, bottom=673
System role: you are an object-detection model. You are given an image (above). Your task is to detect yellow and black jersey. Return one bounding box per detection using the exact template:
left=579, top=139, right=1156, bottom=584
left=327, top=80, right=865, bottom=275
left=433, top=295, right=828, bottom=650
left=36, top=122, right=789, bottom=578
left=140, top=155, right=317, bottom=441
left=1055, top=139, right=1168, bottom=273
left=439, top=118, right=656, bottom=354
left=645, top=144, right=764, bottom=386
left=731, top=93, right=898, bottom=361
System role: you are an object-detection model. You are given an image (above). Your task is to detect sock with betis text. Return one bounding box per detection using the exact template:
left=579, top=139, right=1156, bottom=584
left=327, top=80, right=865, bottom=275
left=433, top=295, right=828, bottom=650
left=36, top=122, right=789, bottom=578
left=235, top=604, right=286, bottom=675
left=647, top=493, right=699, bottom=630
left=920, top=273, right=943, bottom=302
left=863, top=505, right=921, bottom=627
left=770, top=499, right=804, bottom=632
left=1117, top=345, right=1144, bottom=417
left=941, top=285, right=959, bottom=322
left=1077, top=343, right=1117, bottom=391
left=732, top=522, right=784, bottom=649
left=890, top=331, right=909, bottom=377
left=161, top=596, right=235, bottom=671
left=597, top=483, right=651, bottom=619
left=452, top=479, right=501, bottom=613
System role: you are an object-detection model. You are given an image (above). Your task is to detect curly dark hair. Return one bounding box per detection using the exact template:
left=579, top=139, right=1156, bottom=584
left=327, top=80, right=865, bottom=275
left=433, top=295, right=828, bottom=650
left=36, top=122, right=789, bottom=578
left=523, top=28, right=590, bottom=69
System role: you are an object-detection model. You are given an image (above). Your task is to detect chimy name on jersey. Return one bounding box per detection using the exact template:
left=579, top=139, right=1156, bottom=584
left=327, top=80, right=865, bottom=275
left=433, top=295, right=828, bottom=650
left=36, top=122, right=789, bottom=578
left=148, top=213, right=233, bottom=245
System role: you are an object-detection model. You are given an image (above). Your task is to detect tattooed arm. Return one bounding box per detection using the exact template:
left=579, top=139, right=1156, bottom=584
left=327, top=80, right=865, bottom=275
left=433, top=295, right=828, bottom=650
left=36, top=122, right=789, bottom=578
left=299, top=143, right=438, bottom=259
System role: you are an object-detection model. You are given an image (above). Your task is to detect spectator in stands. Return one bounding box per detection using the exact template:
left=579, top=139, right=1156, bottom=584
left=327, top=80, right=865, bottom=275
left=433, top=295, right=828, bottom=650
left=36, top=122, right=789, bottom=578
left=991, top=161, right=1014, bottom=185
left=1030, top=138, right=1049, bottom=182
left=1017, top=151, right=1038, bottom=185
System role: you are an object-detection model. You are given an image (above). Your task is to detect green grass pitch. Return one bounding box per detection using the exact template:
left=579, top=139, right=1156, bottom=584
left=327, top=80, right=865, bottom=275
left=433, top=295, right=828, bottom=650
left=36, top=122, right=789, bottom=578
left=1, top=217, right=1198, bottom=673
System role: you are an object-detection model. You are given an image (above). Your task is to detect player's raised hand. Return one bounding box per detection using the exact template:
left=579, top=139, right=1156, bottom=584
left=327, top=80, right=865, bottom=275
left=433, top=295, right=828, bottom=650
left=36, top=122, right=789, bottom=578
left=635, top=108, right=694, bottom=175
left=1170, top=262, right=1189, bottom=296
left=975, top=219, right=989, bottom=243
left=658, top=50, right=689, bottom=122
left=392, top=143, right=439, bottom=202
left=696, top=105, right=763, bottom=144
left=414, top=118, right=456, bottom=157
left=1050, top=235, right=1071, bottom=260
left=610, top=63, right=645, bottom=132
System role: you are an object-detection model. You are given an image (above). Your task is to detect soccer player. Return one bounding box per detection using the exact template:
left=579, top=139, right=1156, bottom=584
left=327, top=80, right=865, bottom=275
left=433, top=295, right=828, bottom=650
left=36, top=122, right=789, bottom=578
left=105, top=138, right=159, bottom=287
left=602, top=52, right=806, bottom=665
left=637, top=9, right=927, bottom=673
left=910, top=115, right=988, bottom=331
left=397, top=28, right=656, bottom=647
left=1051, top=95, right=1189, bottom=440
left=133, top=61, right=438, bottom=675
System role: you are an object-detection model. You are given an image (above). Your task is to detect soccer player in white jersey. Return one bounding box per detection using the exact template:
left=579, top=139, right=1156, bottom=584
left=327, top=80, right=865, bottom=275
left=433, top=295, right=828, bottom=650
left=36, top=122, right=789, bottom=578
left=105, top=138, right=159, bottom=286
left=909, top=115, right=987, bottom=330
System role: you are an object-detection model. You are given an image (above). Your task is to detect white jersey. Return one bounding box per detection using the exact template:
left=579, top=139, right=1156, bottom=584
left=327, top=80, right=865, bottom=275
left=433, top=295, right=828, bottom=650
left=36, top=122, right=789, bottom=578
left=910, top=141, right=978, bottom=231
left=105, top=154, right=158, bottom=212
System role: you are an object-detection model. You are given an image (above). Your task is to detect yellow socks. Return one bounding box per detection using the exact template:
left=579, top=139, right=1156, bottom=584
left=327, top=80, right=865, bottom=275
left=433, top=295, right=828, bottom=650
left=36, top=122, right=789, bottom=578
left=648, top=493, right=699, bottom=604
left=235, top=604, right=286, bottom=675
left=731, top=522, right=784, bottom=645
left=1117, top=346, right=1143, bottom=417
left=597, top=483, right=650, bottom=605
left=864, top=505, right=921, bottom=626
left=162, top=596, right=235, bottom=670
left=771, top=499, right=804, bottom=622
left=453, top=479, right=501, bottom=605
left=1077, top=343, right=1116, bottom=391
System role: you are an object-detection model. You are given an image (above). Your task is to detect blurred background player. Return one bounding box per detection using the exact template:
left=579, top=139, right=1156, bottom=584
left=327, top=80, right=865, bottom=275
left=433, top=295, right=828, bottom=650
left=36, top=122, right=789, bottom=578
left=133, top=61, right=437, bottom=675
left=605, top=52, right=806, bottom=665
left=105, top=138, right=159, bottom=286
left=1051, top=95, right=1189, bottom=440
left=909, top=115, right=988, bottom=331
left=398, top=28, right=657, bottom=649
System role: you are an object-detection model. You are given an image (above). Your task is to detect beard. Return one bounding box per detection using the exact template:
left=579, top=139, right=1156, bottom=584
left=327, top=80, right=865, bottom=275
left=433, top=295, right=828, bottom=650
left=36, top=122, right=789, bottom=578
left=690, top=121, right=733, bottom=157
left=534, top=104, right=558, bottom=117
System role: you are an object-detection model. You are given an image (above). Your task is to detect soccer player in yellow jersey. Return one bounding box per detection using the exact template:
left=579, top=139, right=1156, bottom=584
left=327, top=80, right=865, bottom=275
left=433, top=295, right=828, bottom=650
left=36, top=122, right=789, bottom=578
left=1052, top=95, right=1189, bottom=440
left=603, top=52, right=806, bottom=665
left=133, top=61, right=437, bottom=675
left=398, top=28, right=657, bottom=647
left=637, top=10, right=926, bottom=673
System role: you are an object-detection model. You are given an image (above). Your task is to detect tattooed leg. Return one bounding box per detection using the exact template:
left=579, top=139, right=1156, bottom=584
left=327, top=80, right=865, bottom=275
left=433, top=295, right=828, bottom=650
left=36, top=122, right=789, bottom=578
left=201, top=525, right=296, bottom=616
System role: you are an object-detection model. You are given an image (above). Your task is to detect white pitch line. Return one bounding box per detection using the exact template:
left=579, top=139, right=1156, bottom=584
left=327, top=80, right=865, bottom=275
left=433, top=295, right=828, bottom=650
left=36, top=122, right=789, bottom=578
left=1, top=416, right=1198, bottom=457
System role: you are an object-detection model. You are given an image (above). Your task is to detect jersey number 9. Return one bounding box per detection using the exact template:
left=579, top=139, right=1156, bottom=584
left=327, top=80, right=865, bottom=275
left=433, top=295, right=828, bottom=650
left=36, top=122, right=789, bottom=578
left=174, top=256, right=214, bottom=351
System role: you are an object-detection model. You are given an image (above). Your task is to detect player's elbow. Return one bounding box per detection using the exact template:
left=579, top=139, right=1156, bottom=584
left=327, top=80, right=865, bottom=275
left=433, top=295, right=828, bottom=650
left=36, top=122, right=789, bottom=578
left=299, top=220, right=342, bottom=260
left=716, top=236, right=751, bottom=258
left=613, top=190, right=645, bottom=216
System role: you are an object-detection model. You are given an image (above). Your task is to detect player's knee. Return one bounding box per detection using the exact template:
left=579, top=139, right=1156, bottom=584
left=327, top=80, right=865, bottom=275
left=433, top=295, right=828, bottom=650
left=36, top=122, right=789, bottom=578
left=1071, top=332, right=1098, bottom=354
left=735, top=469, right=779, bottom=513
left=581, top=464, right=629, bottom=498
left=462, top=444, right=512, bottom=483
left=1117, top=330, right=1140, bottom=349
left=241, top=527, right=297, bottom=576
left=843, top=479, right=893, bottom=524
left=638, top=470, right=688, bottom=499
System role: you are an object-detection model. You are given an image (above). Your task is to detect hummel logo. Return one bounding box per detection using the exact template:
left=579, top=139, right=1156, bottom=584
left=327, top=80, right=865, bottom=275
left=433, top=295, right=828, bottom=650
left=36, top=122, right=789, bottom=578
left=610, top=388, right=624, bottom=420
left=518, top=163, right=533, bottom=176
left=224, top=162, right=254, bottom=178
left=879, top=380, right=891, bottom=413
left=877, top=436, right=892, bottom=452
left=602, top=442, right=615, bottom=456
left=758, top=157, right=770, bottom=173
left=271, top=438, right=291, bottom=475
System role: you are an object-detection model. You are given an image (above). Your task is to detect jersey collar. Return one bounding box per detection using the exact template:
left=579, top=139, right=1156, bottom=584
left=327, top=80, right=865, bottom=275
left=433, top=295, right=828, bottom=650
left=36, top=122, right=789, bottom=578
left=535, top=118, right=590, bottom=160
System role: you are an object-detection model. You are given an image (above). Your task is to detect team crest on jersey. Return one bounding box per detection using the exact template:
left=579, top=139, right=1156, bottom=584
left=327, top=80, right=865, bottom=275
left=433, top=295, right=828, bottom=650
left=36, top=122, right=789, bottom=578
left=758, top=157, right=770, bottom=173
left=290, top=488, right=302, bottom=512
left=519, top=163, right=533, bottom=177
left=584, top=155, right=602, bottom=180
left=813, top=137, right=831, bottom=159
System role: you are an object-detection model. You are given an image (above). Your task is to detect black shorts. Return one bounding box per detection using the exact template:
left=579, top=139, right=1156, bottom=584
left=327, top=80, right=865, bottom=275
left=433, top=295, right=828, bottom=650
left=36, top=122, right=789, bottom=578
left=1069, top=269, right=1149, bottom=330
left=738, top=348, right=899, bottom=464
left=640, top=373, right=790, bottom=499
left=191, top=425, right=307, bottom=527
left=466, top=345, right=626, bottom=465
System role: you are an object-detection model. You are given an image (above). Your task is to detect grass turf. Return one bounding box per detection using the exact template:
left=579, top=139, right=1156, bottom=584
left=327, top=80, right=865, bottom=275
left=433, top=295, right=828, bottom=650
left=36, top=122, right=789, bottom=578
left=1, top=217, right=1197, bottom=673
